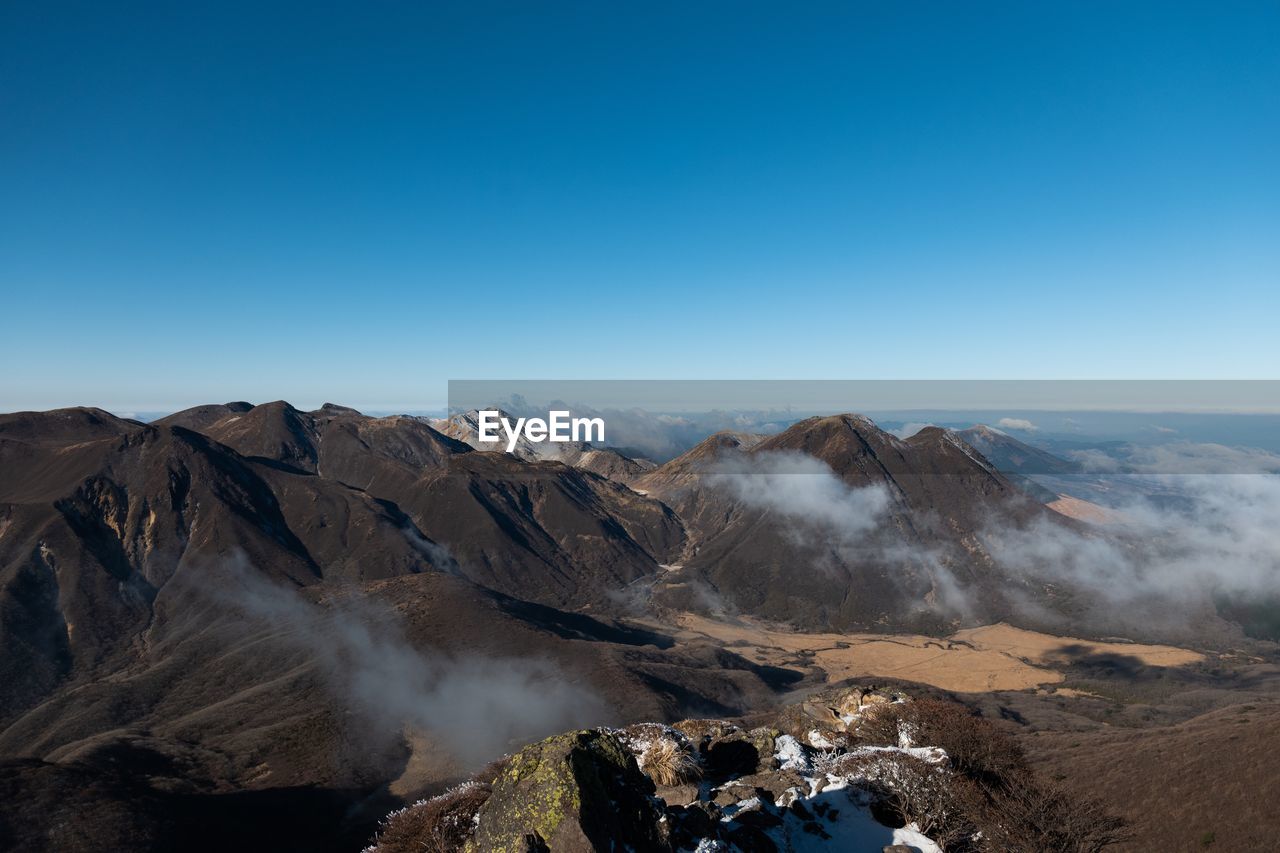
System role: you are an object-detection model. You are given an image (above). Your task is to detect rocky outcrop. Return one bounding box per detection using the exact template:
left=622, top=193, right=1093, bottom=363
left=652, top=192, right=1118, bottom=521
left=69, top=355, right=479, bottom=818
left=370, top=685, right=1127, bottom=852
left=465, top=730, right=666, bottom=853
left=371, top=687, right=950, bottom=853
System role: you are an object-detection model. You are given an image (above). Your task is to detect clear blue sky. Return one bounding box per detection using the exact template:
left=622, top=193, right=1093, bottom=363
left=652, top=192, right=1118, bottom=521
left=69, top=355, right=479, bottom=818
left=2, top=1, right=1277, bottom=412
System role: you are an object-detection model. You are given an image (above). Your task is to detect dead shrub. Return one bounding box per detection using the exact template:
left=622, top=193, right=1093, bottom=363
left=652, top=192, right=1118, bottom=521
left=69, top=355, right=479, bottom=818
left=855, top=701, right=910, bottom=746
left=853, top=699, right=1124, bottom=850
left=978, top=778, right=1129, bottom=853
left=840, top=752, right=980, bottom=850
left=370, top=781, right=491, bottom=853
left=857, top=699, right=1026, bottom=786
left=639, top=737, right=702, bottom=787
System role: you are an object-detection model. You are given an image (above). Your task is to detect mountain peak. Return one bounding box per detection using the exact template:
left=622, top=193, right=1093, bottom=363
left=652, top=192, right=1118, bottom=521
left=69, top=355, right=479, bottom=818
left=318, top=402, right=362, bottom=415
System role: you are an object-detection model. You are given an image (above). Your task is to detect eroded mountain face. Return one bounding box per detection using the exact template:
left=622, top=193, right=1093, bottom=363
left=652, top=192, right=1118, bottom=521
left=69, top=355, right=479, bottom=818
left=0, top=404, right=781, bottom=850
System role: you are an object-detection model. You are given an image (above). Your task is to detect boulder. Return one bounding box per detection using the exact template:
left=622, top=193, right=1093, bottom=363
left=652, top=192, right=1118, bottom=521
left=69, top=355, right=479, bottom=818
left=731, top=769, right=808, bottom=805
left=672, top=718, right=740, bottom=744
left=668, top=800, right=720, bottom=837
left=699, top=726, right=777, bottom=779
left=654, top=783, right=700, bottom=806
left=835, top=688, right=866, bottom=718
left=466, top=729, right=668, bottom=853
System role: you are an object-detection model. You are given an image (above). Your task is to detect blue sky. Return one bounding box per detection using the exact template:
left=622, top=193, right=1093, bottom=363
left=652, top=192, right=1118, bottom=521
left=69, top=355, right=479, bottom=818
left=2, top=1, right=1277, bottom=411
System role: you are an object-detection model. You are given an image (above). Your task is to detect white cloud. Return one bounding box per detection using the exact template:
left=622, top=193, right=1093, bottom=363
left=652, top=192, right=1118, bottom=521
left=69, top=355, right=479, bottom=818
left=1070, top=442, right=1280, bottom=475
left=983, top=471, right=1280, bottom=606
left=996, top=417, right=1037, bottom=431
left=889, top=422, right=934, bottom=439
left=702, top=442, right=1280, bottom=637
left=708, top=450, right=891, bottom=538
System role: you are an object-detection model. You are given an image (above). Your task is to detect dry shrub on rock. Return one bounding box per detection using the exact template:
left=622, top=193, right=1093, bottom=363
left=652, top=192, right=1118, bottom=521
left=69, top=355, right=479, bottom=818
left=851, top=699, right=1127, bottom=852
left=370, top=781, right=491, bottom=853
left=639, top=736, right=702, bottom=786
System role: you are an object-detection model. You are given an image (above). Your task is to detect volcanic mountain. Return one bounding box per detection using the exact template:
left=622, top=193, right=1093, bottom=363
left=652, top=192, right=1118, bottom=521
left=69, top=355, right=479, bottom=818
left=157, top=401, right=682, bottom=604
left=641, top=415, right=1063, bottom=632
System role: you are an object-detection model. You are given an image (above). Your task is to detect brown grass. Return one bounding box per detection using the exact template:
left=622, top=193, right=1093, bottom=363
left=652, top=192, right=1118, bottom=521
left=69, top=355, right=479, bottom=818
left=665, top=614, right=1204, bottom=694
left=639, top=737, right=702, bottom=787
left=952, top=624, right=1203, bottom=669
left=980, top=779, right=1129, bottom=853
left=1025, top=702, right=1280, bottom=852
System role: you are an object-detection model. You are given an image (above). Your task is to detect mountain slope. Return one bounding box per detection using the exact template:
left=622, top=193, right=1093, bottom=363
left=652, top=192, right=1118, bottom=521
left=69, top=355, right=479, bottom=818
left=645, top=415, right=1055, bottom=632
left=0, top=568, right=798, bottom=852
left=0, top=418, right=451, bottom=722
left=156, top=402, right=684, bottom=606
left=0, top=405, right=788, bottom=852
left=954, top=424, right=1079, bottom=477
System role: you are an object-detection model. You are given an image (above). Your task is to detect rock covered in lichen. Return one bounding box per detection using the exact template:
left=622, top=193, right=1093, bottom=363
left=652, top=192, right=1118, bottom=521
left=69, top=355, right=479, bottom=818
left=464, top=729, right=667, bottom=853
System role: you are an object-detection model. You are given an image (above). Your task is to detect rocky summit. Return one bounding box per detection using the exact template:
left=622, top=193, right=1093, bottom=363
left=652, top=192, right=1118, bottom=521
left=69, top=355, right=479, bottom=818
left=365, top=685, right=1127, bottom=853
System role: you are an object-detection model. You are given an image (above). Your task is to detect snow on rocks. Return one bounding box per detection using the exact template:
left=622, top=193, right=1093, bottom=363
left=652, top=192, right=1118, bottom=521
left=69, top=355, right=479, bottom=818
left=612, top=721, right=694, bottom=758
left=680, top=715, right=951, bottom=852
left=806, top=728, right=836, bottom=749
left=774, top=734, right=813, bottom=773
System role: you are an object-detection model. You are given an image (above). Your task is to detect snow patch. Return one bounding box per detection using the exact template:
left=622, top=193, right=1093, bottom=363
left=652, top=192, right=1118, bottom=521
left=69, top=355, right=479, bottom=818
left=774, top=734, right=812, bottom=772
left=807, top=728, right=836, bottom=749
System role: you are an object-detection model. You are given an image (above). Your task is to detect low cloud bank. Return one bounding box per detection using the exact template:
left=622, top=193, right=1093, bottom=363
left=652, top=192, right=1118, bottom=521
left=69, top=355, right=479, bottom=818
left=702, top=444, right=1280, bottom=637
left=708, top=451, right=892, bottom=542
left=1070, top=441, right=1280, bottom=475
left=706, top=451, right=973, bottom=617
left=213, top=557, right=605, bottom=768
left=996, top=417, right=1037, bottom=432
left=999, top=439, right=1280, bottom=602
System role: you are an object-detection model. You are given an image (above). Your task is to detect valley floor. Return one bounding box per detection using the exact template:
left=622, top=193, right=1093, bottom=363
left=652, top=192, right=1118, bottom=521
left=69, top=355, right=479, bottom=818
left=659, top=613, right=1204, bottom=694
left=645, top=612, right=1280, bottom=853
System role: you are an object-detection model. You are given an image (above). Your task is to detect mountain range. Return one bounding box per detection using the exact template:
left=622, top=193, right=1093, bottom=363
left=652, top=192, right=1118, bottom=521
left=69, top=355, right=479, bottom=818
left=0, top=401, right=1248, bottom=850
